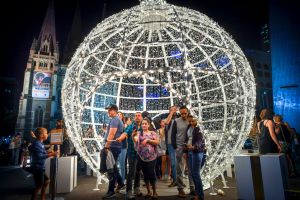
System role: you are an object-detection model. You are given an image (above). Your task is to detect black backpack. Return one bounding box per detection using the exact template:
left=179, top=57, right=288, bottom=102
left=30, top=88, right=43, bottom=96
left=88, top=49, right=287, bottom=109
left=61, top=138, right=75, bottom=155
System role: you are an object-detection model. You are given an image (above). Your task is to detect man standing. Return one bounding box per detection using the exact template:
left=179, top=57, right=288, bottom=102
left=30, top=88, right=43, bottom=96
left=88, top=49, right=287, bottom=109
left=103, top=104, right=125, bottom=199
left=164, top=106, right=178, bottom=187
left=116, top=112, right=143, bottom=199
left=172, top=106, right=194, bottom=198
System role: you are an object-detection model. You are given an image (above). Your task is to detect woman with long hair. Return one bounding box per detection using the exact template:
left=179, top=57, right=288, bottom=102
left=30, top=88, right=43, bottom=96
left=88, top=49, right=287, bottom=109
left=257, top=109, right=282, bottom=154
left=185, top=117, right=205, bottom=200
left=157, top=119, right=171, bottom=180
left=133, top=118, right=159, bottom=199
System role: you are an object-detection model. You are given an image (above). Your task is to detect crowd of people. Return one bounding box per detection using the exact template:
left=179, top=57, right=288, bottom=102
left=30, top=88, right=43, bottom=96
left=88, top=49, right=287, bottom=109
left=5, top=105, right=300, bottom=200
left=102, top=105, right=300, bottom=200
left=257, top=108, right=299, bottom=177
left=102, top=104, right=206, bottom=200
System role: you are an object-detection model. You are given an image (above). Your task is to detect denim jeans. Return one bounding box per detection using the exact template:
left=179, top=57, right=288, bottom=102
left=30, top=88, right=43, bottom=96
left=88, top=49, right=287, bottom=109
left=126, top=155, right=141, bottom=192
left=191, top=152, right=204, bottom=199
left=108, top=147, right=124, bottom=193
left=167, top=144, right=177, bottom=181
left=187, top=151, right=195, bottom=190
left=118, top=148, right=127, bottom=182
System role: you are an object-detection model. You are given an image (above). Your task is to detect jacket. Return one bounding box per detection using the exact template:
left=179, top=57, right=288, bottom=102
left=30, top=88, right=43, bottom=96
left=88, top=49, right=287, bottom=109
left=184, top=125, right=205, bottom=153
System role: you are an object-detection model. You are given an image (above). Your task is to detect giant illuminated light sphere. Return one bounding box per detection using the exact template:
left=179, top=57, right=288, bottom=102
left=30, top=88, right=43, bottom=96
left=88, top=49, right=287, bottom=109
left=62, top=0, right=256, bottom=187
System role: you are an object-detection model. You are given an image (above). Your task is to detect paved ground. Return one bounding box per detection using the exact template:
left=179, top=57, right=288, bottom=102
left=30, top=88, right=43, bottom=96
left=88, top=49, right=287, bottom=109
left=0, top=163, right=300, bottom=200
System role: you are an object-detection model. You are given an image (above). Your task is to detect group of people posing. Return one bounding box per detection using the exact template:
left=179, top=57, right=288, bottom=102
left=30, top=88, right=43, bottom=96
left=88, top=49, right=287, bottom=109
left=103, top=104, right=206, bottom=200
left=257, top=108, right=298, bottom=177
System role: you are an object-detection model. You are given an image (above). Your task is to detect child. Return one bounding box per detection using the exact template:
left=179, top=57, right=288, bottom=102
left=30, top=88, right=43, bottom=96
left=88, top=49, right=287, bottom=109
left=29, top=127, right=58, bottom=200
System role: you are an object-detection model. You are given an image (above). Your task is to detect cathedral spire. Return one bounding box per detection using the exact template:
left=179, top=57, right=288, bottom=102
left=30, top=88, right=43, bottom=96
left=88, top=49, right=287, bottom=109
left=62, top=1, right=83, bottom=64
left=36, top=0, right=58, bottom=56
left=101, top=0, right=107, bottom=21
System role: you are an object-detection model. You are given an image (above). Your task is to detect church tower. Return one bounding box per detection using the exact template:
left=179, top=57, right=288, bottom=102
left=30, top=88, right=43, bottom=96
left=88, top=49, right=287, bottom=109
left=16, top=0, right=59, bottom=138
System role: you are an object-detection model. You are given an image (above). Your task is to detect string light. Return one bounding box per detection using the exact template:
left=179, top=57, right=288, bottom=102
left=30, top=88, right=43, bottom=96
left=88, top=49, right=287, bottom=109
left=62, top=0, right=256, bottom=188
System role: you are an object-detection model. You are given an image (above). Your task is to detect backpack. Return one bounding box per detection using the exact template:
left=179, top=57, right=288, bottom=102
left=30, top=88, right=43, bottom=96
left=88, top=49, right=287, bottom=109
left=61, top=138, right=75, bottom=156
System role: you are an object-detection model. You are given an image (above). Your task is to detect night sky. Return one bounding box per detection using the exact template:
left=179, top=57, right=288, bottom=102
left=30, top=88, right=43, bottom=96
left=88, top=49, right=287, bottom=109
left=1, top=0, right=268, bottom=85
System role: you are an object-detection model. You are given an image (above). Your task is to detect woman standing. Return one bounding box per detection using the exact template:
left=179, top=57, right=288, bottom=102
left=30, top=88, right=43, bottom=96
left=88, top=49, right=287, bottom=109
left=133, top=118, right=159, bottom=199
left=185, top=117, right=205, bottom=200
left=257, top=109, right=282, bottom=154
left=274, top=115, right=296, bottom=176
left=157, top=119, right=171, bottom=180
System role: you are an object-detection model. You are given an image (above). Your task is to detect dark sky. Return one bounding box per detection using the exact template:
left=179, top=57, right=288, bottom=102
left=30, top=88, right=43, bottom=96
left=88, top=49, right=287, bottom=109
left=1, top=0, right=268, bottom=83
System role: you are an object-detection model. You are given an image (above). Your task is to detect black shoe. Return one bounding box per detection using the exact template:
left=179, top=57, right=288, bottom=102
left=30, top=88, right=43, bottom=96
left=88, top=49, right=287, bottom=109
left=177, top=180, right=186, bottom=188
left=189, top=190, right=196, bottom=196
left=168, top=182, right=177, bottom=187
left=116, top=184, right=126, bottom=192
left=103, top=191, right=116, bottom=199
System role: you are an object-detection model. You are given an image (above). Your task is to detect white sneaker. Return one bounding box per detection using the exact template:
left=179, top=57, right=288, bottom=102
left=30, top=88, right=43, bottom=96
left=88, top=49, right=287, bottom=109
left=120, top=188, right=126, bottom=194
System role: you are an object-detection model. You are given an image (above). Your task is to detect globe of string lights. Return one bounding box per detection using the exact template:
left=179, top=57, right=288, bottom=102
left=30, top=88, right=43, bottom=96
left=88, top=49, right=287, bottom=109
left=62, top=0, right=256, bottom=187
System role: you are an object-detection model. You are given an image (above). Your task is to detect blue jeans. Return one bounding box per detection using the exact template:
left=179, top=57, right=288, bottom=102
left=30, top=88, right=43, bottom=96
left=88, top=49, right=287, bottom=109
left=126, top=155, right=141, bottom=192
left=191, top=152, right=204, bottom=199
left=167, top=144, right=177, bottom=181
left=118, top=148, right=127, bottom=182
left=108, top=147, right=124, bottom=193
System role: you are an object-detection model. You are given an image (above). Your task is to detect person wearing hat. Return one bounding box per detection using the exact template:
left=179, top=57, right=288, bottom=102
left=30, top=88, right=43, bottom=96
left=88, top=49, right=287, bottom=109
left=103, top=104, right=125, bottom=199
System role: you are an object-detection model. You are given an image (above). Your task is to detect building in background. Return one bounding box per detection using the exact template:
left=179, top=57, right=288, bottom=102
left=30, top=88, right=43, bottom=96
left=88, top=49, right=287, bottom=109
left=15, top=1, right=85, bottom=138
left=56, top=2, right=83, bottom=121
left=0, top=78, right=20, bottom=136
left=15, top=1, right=59, bottom=138
left=245, top=49, right=272, bottom=114
left=269, top=0, right=300, bottom=131
left=261, top=24, right=270, bottom=53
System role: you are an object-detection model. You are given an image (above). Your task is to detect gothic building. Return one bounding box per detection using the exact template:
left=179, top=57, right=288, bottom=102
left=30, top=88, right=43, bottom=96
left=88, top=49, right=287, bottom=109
left=15, top=1, right=82, bottom=138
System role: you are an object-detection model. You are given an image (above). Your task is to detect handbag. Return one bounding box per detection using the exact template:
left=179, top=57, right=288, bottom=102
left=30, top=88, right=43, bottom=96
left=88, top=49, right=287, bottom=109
left=99, top=148, right=107, bottom=174
left=156, top=143, right=164, bottom=156
left=156, top=129, right=165, bottom=156
left=279, top=125, right=291, bottom=153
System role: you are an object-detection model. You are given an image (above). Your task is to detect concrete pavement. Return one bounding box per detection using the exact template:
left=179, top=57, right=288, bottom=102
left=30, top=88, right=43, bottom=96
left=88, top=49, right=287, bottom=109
left=0, top=164, right=299, bottom=200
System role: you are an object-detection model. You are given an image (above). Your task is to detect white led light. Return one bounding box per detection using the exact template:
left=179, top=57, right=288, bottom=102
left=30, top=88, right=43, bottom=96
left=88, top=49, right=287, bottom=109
left=62, top=0, right=256, bottom=187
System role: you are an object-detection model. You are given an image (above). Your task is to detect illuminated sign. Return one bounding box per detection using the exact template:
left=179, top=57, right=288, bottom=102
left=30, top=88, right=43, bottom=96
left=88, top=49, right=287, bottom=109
left=32, top=72, right=52, bottom=98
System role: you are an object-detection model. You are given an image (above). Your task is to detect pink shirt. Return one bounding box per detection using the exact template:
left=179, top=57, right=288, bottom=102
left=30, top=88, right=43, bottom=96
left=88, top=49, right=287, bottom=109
left=136, top=131, right=158, bottom=162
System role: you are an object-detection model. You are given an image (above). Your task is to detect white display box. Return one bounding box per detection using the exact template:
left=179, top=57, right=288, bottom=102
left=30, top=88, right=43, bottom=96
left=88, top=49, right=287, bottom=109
left=260, top=154, right=288, bottom=200
left=234, top=153, right=289, bottom=200
left=45, top=156, right=78, bottom=193
left=234, top=153, right=264, bottom=200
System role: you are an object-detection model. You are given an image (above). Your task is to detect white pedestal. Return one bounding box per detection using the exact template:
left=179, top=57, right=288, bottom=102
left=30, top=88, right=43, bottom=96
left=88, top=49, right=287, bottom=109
left=260, top=154, right=288, bottom=200
left=46, top=156, right=78, bottom=193
left=234, top=153, right=264, bottom=200
left=226, top=163, right=233, bottom=178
